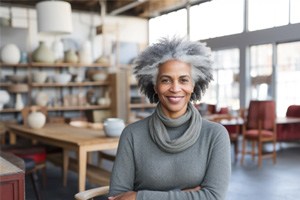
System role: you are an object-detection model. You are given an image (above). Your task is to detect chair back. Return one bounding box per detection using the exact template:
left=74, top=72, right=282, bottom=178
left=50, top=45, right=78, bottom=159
left=286, top=105, right=300, bottom=117
left=246, top=100, right=276, bottom=130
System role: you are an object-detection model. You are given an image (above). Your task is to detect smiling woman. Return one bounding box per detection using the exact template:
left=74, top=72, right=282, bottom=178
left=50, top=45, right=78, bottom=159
left=108, top=37, right=231, bottom=200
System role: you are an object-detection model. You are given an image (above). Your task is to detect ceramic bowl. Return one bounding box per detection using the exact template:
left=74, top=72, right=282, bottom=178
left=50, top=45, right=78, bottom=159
left=103, top=118, right=125, bottom=137
left=33, top=71, right=47, bottom=83
left=53, top=73, right=72, bottom=84
left=6, top=74, right=27, bottom=83
left=92, top=72, right=107, bottom=81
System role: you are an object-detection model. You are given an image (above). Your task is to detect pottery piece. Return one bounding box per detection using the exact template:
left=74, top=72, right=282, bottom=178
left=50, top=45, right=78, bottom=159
left=103, top=118, right=125, bottom=137
left=27, top=111, right=46, bottom=129
left=79, top=41, right=93, bottom=64
left=32, top=41, right=55, bottom=63
left=35, top=92, right=49, bottom=106
left=92, top=72, right=108, bottom=81
left=53, top=73, right=72, bottom=84
left=0, top=90, right=10, bottom=110
left=15, top=93, right=24, bottom=110
left=6, top=74, right=27, bottom=83
left=64, top=49, right=78, bottom=63
left=32, top=71, right=48, bottom=83
left=52, top=39, right=64, bottom=63
left=1, top=44, right=21, bottom=64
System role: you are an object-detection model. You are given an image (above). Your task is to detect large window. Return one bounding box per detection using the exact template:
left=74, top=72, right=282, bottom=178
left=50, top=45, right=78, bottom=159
left=248, top=0, right=289, bottom=31
left=276, top=41, right=300, bottom=116
left=190, top=0, right=244, bottom=41
left=202, top=48, right=240, bottom=110
left=148, top=9, right=187, bottom=44
left=250, top=44, right=273, bottom=100
left=290, top=0, right=300, bottom=24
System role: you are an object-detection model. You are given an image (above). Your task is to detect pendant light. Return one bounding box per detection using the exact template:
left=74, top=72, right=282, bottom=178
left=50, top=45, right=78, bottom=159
left=36, top=1, right=73, bottom=34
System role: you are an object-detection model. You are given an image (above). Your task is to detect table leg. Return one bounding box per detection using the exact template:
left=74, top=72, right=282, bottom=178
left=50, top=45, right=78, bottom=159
left=8, top=131, right=16, bottom=144
left=78, top=148, right=87, bottom=192
left=63, top=149, right=69, bottom=187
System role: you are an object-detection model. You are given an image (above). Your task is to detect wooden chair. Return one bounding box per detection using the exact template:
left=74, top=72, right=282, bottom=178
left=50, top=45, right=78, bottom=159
left=74, top=185, right=109, bottom=200
left=240, top=100, right=277, bottom=167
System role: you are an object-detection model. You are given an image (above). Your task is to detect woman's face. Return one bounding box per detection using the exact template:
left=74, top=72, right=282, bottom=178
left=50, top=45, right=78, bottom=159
left=155, top=60, right=194, bottom=119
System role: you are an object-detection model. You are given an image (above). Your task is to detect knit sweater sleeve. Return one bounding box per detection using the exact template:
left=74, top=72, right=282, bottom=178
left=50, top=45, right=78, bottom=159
left=109, top=121, right=231, bottom=200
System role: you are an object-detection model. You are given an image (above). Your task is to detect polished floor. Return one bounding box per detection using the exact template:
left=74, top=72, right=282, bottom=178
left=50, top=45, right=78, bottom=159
left=25, top=142, right=300, bottom=200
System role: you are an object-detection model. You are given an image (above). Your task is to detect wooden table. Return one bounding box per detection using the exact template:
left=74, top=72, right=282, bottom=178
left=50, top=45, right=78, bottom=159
left=7, top=123, right=119, bottom=192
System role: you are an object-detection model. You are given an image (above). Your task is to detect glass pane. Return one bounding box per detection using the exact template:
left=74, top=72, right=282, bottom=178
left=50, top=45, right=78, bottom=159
left=248, top=0, right=289, bottom=31
left=277, top=41, right=300, bottom=116
left=202, top=48, right=240, bottom=111
left=190, top=0, right=244, bottom=41
left=290, top=0, right=300, bottom=24
left=149, top=9, right=187, bottom=44
left=250, top=44, right=273, bottom=100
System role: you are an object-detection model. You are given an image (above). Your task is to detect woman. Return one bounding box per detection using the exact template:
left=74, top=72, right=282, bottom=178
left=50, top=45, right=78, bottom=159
left=108, top=37, right=231, bottom=200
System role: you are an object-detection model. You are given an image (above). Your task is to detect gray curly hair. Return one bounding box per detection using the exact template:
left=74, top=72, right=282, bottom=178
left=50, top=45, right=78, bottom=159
left=133, top=37, right=213, bottom=103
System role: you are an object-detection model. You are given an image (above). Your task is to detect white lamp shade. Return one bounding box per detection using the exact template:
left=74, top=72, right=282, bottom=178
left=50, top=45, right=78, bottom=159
left=36, top=1, right=73, bottom=34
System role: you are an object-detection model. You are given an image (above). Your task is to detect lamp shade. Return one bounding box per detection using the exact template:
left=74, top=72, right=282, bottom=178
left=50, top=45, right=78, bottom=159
left=36, top=1, right=73, bottom=34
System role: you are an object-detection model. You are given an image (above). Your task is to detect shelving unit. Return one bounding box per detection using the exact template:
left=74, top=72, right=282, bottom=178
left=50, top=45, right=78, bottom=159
left=125, top=67, right=156, bottom=123
left=0, top=62, right=118, bottom=122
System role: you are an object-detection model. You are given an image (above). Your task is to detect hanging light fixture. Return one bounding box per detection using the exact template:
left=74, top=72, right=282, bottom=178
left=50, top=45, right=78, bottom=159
left=36, top=1, right=73, bottom=34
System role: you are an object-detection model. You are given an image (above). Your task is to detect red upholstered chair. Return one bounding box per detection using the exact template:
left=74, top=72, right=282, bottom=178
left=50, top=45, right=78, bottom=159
left=240, top=100, right=277, bottom=167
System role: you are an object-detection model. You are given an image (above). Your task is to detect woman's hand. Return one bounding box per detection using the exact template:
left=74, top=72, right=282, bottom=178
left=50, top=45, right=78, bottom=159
left=108, top=191, right=137, bottom=200
left=182, top=186, right=201, bottom=192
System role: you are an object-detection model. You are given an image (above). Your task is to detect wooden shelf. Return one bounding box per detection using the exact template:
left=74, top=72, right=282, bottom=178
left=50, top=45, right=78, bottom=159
left=0, top=108, right=21, bottom=113
left=0, top=63, right=29, bottom=68
left=130, top=103, right=156, bottom=109
left=30, top=81, right=109, bottom=87
left=47, top=105, right=111, bottom=111
left=30, top=62, right=110, bottom=68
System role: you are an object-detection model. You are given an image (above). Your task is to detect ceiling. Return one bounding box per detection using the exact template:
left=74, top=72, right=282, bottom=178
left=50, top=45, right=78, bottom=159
left=0, top=0, right=209, bottom=19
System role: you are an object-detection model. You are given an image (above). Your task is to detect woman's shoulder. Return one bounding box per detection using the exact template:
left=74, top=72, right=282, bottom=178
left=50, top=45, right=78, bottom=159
left=121, top=117, right=150, bottom=137
left=201, top=118, right=229, bottom=138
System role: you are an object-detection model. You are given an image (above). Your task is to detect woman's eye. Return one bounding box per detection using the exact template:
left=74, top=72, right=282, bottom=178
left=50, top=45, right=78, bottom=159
left=161, top=79, right=171, bottom=83
left=180, top=78, right=190, bottom=83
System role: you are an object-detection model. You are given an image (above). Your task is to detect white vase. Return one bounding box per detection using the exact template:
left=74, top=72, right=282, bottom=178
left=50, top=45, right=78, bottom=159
left=0, top=90, right=10, bottom=110
left=1, top=44, right=21, bottom=64
left=15, top=93, right=24, bottom=110
left=27, top=111, right=46, bottom=129
left=32, top=41, right=55, bottom=63
left=52, top=39, right=64, bottom=63
left=79, top=41, right=92, bottom=64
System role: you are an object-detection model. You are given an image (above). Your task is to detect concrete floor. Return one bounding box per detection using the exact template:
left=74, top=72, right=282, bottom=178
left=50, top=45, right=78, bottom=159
left=25, top=142, right=300, bottom=200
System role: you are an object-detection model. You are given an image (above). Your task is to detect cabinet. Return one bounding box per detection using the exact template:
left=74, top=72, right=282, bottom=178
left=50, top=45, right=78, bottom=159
left=0, top=152, right=25, bottom=200
left=0, top=62, right=118, bottom=122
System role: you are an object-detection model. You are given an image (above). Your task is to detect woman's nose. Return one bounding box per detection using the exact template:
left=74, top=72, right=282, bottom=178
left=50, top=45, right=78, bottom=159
left=170, top=82, right=181, bottom=92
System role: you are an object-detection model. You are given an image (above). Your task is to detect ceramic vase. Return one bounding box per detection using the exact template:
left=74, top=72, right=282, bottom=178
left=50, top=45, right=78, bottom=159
left=79, top=41, right=93, bottom=64
left=15, top=93, right=24, bottom=110
left=0, top=90, right=10, bottom=110
left=1, top=44, right=21, bottom=64
left=27, top=111, right=46, bottom=129
left=52, top=39, right=64, bottom=63
left=32, top=41, right=55, bottom=63
left=64, top=49, right=78, bottom=63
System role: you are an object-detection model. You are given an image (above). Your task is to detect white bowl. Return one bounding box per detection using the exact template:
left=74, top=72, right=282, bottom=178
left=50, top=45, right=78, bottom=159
left=92, top=73, right=107, bottom=81
left=33, top=71, right=47, bottom=83
left=103, top=118, right=125, bottom=137
left=53, top=74, right=72, bottom=84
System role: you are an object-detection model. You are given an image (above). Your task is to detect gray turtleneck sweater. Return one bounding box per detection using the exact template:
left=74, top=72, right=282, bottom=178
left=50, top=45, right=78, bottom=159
left=109, top=116, right=231, bottom=200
